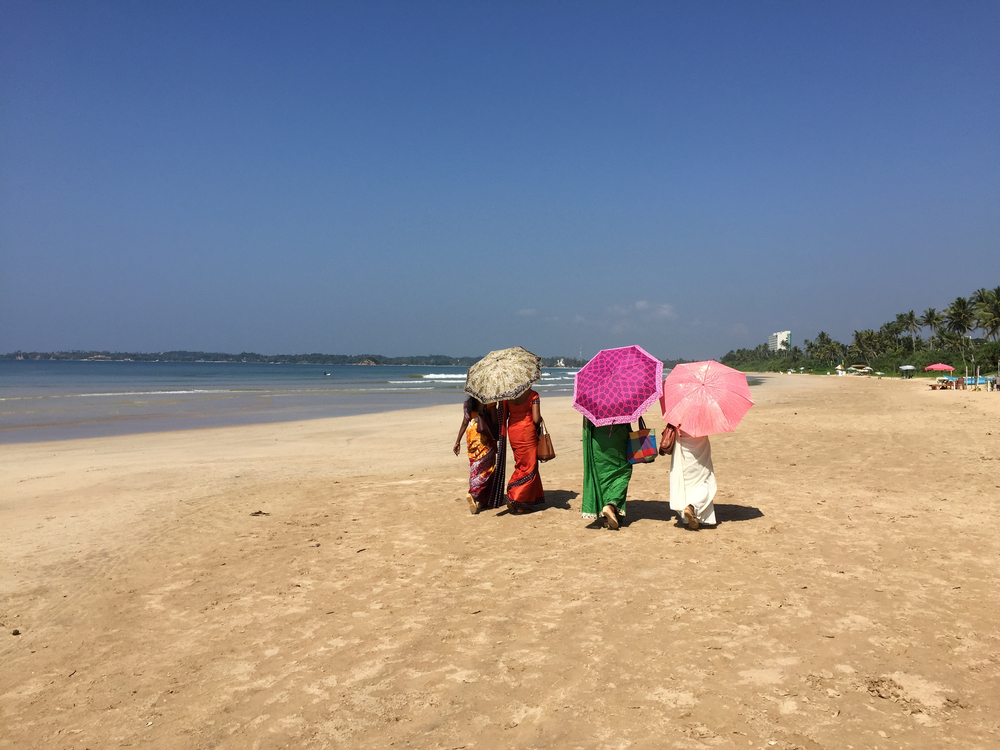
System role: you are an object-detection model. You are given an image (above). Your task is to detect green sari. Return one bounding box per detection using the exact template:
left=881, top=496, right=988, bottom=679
left=581, top=418, right=633, bottom=519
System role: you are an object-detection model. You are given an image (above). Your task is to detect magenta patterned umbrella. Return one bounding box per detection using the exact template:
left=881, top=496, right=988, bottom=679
left=573, top=346, right=664, bottom=426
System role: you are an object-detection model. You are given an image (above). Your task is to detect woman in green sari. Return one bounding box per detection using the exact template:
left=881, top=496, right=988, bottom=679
left=581, top=418, right=633, bottom=530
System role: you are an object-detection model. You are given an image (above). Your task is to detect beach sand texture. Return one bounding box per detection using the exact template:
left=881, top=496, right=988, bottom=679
left=2, top=375, right=998, bottom=749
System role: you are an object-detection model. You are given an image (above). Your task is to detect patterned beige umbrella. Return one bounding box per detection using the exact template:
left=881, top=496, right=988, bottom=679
left=464, top=346, right=542, bottom=403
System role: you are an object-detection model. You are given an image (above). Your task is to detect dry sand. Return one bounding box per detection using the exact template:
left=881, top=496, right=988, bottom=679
left=2, top=375, right=999, bottom=749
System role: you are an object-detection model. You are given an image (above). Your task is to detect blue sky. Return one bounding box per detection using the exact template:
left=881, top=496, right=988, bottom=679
left=2, top=1, right=997, bottom=360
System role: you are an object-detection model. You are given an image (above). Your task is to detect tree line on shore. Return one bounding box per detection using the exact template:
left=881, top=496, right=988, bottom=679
left=722, top=285, right=1000, bottom=375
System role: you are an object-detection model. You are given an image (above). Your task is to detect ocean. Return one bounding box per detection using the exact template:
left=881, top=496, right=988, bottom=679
left=0, top=360, right=579, bottom=444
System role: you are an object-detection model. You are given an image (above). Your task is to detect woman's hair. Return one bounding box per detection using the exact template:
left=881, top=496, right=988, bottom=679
left=465, top=396, right=481, bottom=411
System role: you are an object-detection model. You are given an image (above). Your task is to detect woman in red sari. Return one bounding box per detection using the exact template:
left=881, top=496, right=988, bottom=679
left=502, top=388, right=545, bottom=513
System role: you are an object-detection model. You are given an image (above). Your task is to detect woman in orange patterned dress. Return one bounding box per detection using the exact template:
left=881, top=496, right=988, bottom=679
left=502, top=388, right=545, bottom=513
left=453, top=398, right=499, bottom=514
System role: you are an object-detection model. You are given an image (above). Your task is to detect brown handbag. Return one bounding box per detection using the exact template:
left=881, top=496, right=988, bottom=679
left=659, top=423, right=677, bottom=456
left=537, top=420, right=556, bottom=462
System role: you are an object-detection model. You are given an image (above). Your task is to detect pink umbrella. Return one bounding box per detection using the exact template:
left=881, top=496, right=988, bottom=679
left=573, top=346, right=664, bottom=426
left=659, top=360, right=753, bottom=437
left=924, top=363, right=955, bottom=371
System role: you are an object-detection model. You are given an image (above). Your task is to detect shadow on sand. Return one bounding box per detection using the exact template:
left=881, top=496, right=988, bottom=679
left=714, top=503, right=765, bottom=523
left=495, top=489, right=578, bottom=516
left=542, top=489, right=578, bottom=510
left=614, top=500, right=764, bottom=528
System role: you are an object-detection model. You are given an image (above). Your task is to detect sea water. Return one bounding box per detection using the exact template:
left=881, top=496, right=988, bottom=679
left=0, top=360, right=578, bottom=443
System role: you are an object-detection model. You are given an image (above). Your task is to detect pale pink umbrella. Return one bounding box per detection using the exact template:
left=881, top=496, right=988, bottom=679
left=659, top=360, right=753, bottom=437
left=924, top=363, right=955, bottom=371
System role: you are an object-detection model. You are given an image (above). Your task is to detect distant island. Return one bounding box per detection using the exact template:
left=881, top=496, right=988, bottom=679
left=1, top=350, right=593, bottom=368
left=0, top=349, right=703, bottom=370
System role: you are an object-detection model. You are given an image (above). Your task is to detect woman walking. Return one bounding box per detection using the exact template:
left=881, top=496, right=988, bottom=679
left=501, top=388, right=545, bottom=513
left=581, top=418, right=632, bottom=530
left=660, top=423, right=717, bottom=529
left=453, top=397, right=500, bottom=514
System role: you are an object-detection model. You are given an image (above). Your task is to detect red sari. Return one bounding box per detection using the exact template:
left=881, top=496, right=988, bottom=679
left=504, top=390, right=544, bottom=508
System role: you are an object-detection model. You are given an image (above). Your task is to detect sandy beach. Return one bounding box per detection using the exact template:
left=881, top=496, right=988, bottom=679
left=2, top=374, right=999, bottom=750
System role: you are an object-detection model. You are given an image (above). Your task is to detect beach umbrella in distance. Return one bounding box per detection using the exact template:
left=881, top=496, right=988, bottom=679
left=659, top=360, right=753, bottom=438
left=464, top=346, right=542, bottom=403
left=573, top=346, right=663, bottom=426
left=899, top=365, right=916, bottom=370
left=924, top=363, right=955, bottom=372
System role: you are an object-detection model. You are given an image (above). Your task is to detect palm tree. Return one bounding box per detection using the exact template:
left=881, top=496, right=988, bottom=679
left=944, top=297, right=977, bottom=369
left=811, top=331, right=842, bottom=365
left=850, top=329, right=881, bottom=366
left=920, top=307, right=943, bottom=342
left=938, top=329, right=963, bottom=353
left=945, top=297, right=976, bottom=337
left=976, top=289, right=1000, bottom=342
left=902, top=310, right=919, bottom=345
left=971, top=288, right=991, bottom=306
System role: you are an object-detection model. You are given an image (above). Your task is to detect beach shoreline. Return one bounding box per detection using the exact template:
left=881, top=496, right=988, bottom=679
left=2, top=376, right=999, bottom=748
left=0, top=360, right=575, bottom=445
left=0, top=390, right=465, bottom=446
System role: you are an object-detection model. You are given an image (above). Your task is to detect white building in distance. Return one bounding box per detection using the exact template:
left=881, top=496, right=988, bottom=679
left=768, top=331, right=791, bottom=352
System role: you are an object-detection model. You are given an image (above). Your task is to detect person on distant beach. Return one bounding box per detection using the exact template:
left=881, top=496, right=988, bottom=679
left=500, top=388, right=545, bottom=514
left=581, top=418, right=632, bottom=530
left=453, top=397, right=499, bottom=514
left=660, top=424, right=717, bottom=529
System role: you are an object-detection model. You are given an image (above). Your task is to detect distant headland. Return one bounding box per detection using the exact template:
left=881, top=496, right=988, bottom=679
left=1, top=350, right=593, bottom=368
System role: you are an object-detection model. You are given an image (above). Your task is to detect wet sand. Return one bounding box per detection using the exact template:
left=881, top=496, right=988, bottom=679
left=2, top=375, right=999, bottom=749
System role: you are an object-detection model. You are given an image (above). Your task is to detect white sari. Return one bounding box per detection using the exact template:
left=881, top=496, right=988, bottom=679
left=668, top=433, right=717, bottom=525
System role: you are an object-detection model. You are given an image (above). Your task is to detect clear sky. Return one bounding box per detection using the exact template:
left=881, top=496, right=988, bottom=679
left=2, top=1, right=997, bottom=360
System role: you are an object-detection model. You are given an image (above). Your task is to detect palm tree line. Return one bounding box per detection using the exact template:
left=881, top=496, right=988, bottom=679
left=721, top=285, right=1000, bottom=373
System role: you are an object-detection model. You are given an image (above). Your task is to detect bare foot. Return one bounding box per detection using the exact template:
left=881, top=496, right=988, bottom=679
left=683, top=504, right=699, bottom=530
left=602, top=504, right=619, bottom=530
left=467, top=494, right=479, bottom=515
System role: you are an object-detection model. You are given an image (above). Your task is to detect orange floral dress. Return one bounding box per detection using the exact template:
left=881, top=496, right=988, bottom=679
left=464, top=402, right=497, bottom=504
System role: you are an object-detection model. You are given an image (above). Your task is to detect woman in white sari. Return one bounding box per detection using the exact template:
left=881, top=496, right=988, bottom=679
left=659, top=424, right=717, bottom=529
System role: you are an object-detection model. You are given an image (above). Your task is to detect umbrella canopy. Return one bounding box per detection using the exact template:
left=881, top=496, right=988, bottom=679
left=572, top=345, right=663, bottom=426
left=464, top=346, right=542, bottom=403
left=659, top=360, right=753, bottom=438
left=835, top=364, right=845, bottom=370
left=899, top=365, right=916, bottom=370
left=925, top=363, right=955, bottom=372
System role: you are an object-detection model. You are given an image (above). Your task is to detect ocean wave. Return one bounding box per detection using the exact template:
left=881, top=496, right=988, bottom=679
left=0, top=389, right=236, bottom=401
left=0, top=379, right=574, bottom=403
left=388, top=380, right=461, bottom=385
